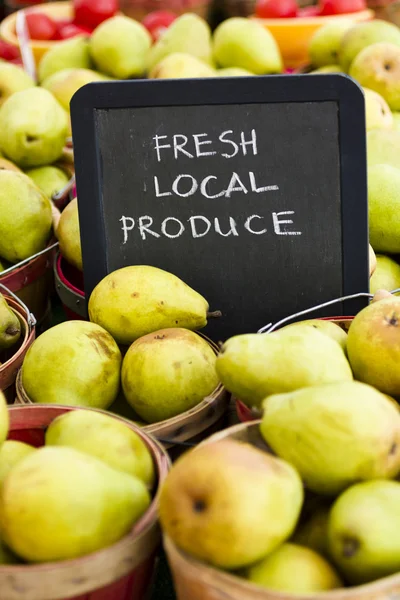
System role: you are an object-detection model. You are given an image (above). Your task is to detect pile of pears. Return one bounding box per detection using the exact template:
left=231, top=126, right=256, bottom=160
left=159, top=294, right=400, bottom=592
left=21, top=265, right=220, bottom=424
left=0, top=395, right=155, bottom=565
left=0, top=293, right=21, bottom=367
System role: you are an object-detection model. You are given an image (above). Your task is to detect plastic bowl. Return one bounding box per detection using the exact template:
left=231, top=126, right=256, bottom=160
left=252, top=9, right=374, bottom=68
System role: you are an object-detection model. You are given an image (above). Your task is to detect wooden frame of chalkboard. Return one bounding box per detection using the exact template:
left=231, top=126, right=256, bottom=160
left=71, top=74, right=368, bottom=338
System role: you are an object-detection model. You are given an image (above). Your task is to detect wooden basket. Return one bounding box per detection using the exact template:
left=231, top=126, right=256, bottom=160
left=1, top=403, right=170, bottom=600
left=164, top=420, right=400, bottom=600
left=0, top=286, right=36, bottom=403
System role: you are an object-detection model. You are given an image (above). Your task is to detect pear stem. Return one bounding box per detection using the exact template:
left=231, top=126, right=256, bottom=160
left=207, top=310, right=222, bottom=319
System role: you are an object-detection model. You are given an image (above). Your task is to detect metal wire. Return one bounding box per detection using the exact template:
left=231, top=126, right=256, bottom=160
left=0, top=284, right=36, bottom=329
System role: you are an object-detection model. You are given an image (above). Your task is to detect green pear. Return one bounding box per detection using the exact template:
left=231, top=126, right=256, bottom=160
left=213, top=18, right=283, bottom=75
left=339, top=20, right=400, bottom=72
left=218, top=67, right=255, bottom=76
left=149, top=52, right=215, bottom=79
left=25, top=165, right=69, bottom=199
left=38, top=36, right=92, bottom=83
left=368, top=164, right=400, bottom=253
left=0, top=260, right=3, bottom=273
left=347, top=296, right=400, bottom=396
left=328, top=480, right=400, bottom=583
left=363, top=87, right=393, bottom=131
left=0, top=391, right=9, bottom=447
left=370, top=255, right=400, bottom=294
left=0, top=293, right=21, bottom=351
left=216, top=327, right=353, bottom=408
left=0, top=88, right=68, bottom=168
left=260, top=381, right=400, bottom=495
left=309, top=20, right=353, bottom=68
left=42, top=68, right=110, bottom=112
left=310, top=65, right=344, bottom=73
left=350, top=43, right=400, bottom=112
left=393, top=112, right=400, bottom=131
left=21, top=321, right=121, bottom=409
left=0, top=440, right=36, bottom=487
left=367, top=128, right=400, bottom=168
left=46, top=409, right=155, bottom=487
left=90, top=16, right=151, bottom=79
left=279, top=319, right=348, bottom=353
left=88, top=265, right=211, bottom=345
left=159, top=439, right=303, bottom=569
left=0, top=170, right=52, bottom=263
left=56, top=197, right=82, bottom=271
left=0, top=62, right=35, bottom=107
left=0, top=446, right=151, bottom=562
left=292, top=506, right=332, bottom=558
left=122, top=328, right=219, bottom=423
left=245, top=543, right=342, bottom=592
left=147, top=14, right=213, bottom=74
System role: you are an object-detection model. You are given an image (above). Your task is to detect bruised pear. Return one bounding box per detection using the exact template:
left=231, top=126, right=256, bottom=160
left=122, top=328, right=219, bottom=423
left=216, top=328, right=352, bottom=408
left=159, top=440, right=303, bottom=569
left=0, top=293, right=21, bottom=350
left=21, top=321, right=121, bottom=409
left=0, top=440, right=36, bottom=486
left=89, top=266, right=212, bottom=345
left=260, top=381, right=400, bottom=495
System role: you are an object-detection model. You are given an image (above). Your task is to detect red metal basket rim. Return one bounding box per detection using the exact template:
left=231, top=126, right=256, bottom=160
left=56, top=253, right=85, bottom=298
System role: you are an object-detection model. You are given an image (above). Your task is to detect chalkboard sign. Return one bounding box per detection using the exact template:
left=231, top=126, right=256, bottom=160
left=70, top=75, right=368, bottom=341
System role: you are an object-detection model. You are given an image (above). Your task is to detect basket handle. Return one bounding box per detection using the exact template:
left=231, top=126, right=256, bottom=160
left=0, top=242, right=59, bottom=278
left=0, top=283, right=36, bottom=330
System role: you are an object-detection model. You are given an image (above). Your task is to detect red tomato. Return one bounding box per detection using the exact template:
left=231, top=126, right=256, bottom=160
left=298, top=5, right=321, bottom=15
left=73, top=0, right=118, bottom=29
left=142, top=11, right=177, bottom=41
left=25, top=12, right=58, bottom=41
left=319, top=0, right=365, bottom=14
left=0, top=39, right=20, bottom=61
left=255, top=0, right=298, bottom=18
left=57, top=22, right=92, bottom=39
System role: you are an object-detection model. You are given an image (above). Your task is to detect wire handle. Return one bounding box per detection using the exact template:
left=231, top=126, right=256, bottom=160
left=15, top=11, right=37, bottom=83
left=0, top=284, right=36, bottom=330
left=0, top=243, right=59, bottom=278
left=258, top=288, right=400, bottom=334
left=52, top=175, right=76, bottom=204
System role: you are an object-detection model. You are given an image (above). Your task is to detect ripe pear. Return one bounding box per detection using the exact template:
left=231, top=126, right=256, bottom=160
left=0, top=391, right=9, bottom=447
left=0, top=170, right=52, bottom=263
left=370, top=244, right=377, bottom=276
left=339, top=20, right=400, bottom=72
left=370, top=255, right=400, bottom=294
left=292, top=506, right=331, bottom=558
left=122, top=328, right=219, bottom=423
left=218, top=67, right=255, bottom=76
left=0, top=294, right=20, bottom=351
left=261, top=381, right=400, bottom=495
left=216, top=327, right=353, bottom=408
left=46, top=409, right=155, bottom=487
left=25, top=165, right=69, bottom=199
left=0, top=157, right=21, bottom=173
left=159, top=439, right=303, bottom=569
left=38, top=36, right=92, bottom=83
left=56, top=198, right=82, bottom=271
left=368, top=164, right=400, bottom=253
left=367, top=128, right=400, bottom=168
left=149, top=53, right=215, bottom=79
left=147, top=14, right=213, bottom=74
left=213, top=18, right=282, bottom=75
left=0, top=440, right=36, bottom=487
left=88, top=265, right=211, bottom=344
left=90, top=16, right=151, bottom=79
left=279, top=319, right=348, bottom=353
left=309, top=20, right=353, bottom=68
left=363, top=87, right=393, bottom=131
left=0, top=537, right=20, bottom=564
left=310, top=65, right=344, bottom=73
left=393, top=112, right=400, bottom=131
left=0, top=62, right=35, bottom=107
left=0, top=260, right=3, bottom=273
left=42, top=68, right=110, bottom=112
left=350, top=43, right=400, bottom=112
left=328, top=480, right=400, bottom=583
left=245, top=543, right=342, bottom=592
left=0, top=88, right=68, bottom=168
left=21, top=321, right=121, bottom=409
left=0, top=446, right=151, bottom=562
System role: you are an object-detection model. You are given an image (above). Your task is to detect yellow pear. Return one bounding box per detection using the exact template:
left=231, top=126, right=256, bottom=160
left=393, top=112, right=400, bottom=131
left=367, top=128, right=400, bottom=169
left=339, top=19, right=400, bottom=72
left=159, top=439, right=303, bottom=569
left=218, top=67, right=254, bottom=76
left=279, top=319, right=347, bottom=353
left=245, top=543, right=342, bottom=592
left=368, top=164, right=400, bottom=253
left=0, top=157, right=21, bottom=172
left=122, top=328, right=219, bottom=423
left=260, top=381, right=400, bottom=495
left=309, top=20, right=353, bottom=68
left=370, top=255, right=400, bottom=294
left=216, top=327, right=353, bottom=408
left=56, top=198, right=82, bottom=271
left=0, top=440, right=36, bottom=486
left=21, top=321, right=121, bottom=409
left=0, top=62, right=35, bottom=106
left=41, top=68, right=110, bottom=112
left=45, top=409, right=155, bottom=487
left=363, top=87, right=393, bottom=130
left=38, top=36, right=92, bottom=83
left=310, top=65, right=344, bottom=73
left=88, top=265, right=211, bottom=345
left=25, top=165, right=69, bottom=199
left=0, top=391, right=9, bottom=447
left=370, top=243, right=377, bottom=276
left=0, top=293, right=21, bottom=350
left=0, top=446, right=151, bottom=562
left=149, top=53, right=215, bottom=79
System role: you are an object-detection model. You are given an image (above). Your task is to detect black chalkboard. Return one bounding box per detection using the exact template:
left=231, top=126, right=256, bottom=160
left=70, top=75, right=368, bottom=341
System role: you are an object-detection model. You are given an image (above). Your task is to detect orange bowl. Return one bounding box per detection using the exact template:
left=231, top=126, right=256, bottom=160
left=0, top=1, right=75, bottom=67
left=252, top=9, right=374, bottom=69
